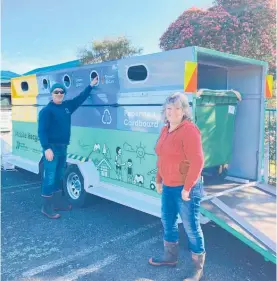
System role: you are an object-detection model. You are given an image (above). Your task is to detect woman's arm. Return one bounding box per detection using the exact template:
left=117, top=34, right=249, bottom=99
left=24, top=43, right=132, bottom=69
left=182, top=124, right=204, bottom=192
left=156, top=168, right=162, bottom=184
left=155, top=126, right=167, bottom=184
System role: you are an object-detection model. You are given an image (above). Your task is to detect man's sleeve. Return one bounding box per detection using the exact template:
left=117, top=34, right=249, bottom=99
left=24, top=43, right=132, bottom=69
left=68, top=84, right=104, bottom=113
left=38, top=108, right=51, bottom=150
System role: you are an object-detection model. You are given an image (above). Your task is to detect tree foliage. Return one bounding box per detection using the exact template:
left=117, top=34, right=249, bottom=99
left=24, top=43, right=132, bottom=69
left=160, top=0, right=276, bottom=74
left=78, top=36, right=143, bottom=64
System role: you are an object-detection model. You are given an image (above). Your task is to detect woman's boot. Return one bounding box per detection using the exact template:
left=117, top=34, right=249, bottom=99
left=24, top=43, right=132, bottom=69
left=149, top=241, right=178, bottom=266
left=41, top=195, right=61, bottom=219
left=184, top=252, right=206, bottom=281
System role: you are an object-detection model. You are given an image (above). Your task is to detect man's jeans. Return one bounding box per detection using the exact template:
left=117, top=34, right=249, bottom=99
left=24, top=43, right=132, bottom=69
left=161, top=181, right=205, bottom=254
left=41, top=145, right=67, bottom=196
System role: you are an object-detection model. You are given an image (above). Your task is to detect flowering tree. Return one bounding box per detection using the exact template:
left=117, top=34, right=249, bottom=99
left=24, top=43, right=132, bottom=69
left=160, top=0, right=276, bottom=75
left=215, top=0, right=275, bottom=11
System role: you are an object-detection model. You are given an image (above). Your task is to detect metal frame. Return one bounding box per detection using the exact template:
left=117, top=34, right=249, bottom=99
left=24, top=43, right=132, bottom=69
left=224, top=176, right=249, bottom=184
left=256, top=182, right=276, bottom=196
left=265, top=109, right=276, bottom=185
left=201, top=182, right=256, bottom=202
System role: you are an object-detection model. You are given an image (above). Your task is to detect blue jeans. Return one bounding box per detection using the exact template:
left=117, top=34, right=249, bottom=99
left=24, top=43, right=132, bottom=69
left=161, top=181, right=205, bottom=254
left=41, top=145, right=67, bottom=196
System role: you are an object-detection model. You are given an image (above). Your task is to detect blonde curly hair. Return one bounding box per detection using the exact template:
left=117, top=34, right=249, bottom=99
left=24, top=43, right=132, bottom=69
left=162, top=92, right=192, bottom=124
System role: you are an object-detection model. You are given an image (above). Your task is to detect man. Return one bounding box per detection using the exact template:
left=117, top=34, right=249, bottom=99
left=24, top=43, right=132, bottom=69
left=38, top=76, right=98, bottom=219
left=115, top=146, right=125, bottom=181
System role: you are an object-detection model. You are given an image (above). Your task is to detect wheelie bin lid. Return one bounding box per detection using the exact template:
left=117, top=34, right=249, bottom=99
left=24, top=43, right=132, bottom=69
left=196, top=89, right=242, bottom=101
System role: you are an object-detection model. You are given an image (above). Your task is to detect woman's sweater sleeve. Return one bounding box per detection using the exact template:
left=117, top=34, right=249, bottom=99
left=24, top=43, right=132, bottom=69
left=156, top=168, right=162, bottom=184
left=183, top=125, right=204, bottom=192
left=155, top=127, right=166, bottom=184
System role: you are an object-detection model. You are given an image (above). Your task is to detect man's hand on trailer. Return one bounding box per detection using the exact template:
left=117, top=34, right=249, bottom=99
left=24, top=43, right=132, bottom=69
left=90, top=76, right=98, bottom=87
left=45, top=149, right=54, bottom=161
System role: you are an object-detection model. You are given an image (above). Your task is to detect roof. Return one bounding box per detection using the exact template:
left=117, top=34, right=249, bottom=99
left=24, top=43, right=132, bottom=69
left=1, top=59, right=81, bottom=85
left=23, top=59, right=81, bottom=75
left=1, top=71, right=21, bottom=83
left=195, top=46, right=268, bottom=67
left=97, top=158, right=112, bottom=169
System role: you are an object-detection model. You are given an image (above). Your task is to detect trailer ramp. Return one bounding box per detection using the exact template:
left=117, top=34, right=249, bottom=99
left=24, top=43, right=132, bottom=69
left=201, top=178, right=276, bottom=264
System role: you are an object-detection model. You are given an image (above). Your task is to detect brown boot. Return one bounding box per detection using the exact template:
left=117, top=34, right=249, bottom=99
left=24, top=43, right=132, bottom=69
left=41, top=196, right=61, bottom=219
left=184, top=252, right=206, bottom=281
left=149, top=241, right=178, bottom=267
left=53, top=190, right=72, bottom=211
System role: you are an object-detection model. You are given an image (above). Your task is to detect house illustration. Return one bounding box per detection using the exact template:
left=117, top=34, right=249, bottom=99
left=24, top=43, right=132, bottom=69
left=97, top=158, right=112, bottom=178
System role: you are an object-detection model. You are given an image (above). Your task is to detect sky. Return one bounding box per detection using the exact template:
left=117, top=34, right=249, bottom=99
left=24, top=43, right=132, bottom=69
left=1, top=0, right=213, bottom=74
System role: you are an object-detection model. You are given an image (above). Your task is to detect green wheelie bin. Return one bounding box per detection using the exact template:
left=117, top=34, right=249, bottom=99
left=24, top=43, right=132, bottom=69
left=195, top=89, right=242, bottom=172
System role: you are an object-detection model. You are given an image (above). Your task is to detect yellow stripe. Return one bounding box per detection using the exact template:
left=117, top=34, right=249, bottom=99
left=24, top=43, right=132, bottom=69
left=12, top=97, right=37, bottom=105
left=12, top=105, right=38, bottom=122
left=184, top=61, right=197, bottom=92
left=70, top=154, right=86, bottom=161
left=266, top=75, right=273, bottom=98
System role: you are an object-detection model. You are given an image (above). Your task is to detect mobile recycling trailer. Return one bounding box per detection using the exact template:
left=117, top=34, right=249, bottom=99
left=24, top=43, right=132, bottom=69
left=8, top=46, right=276, bottom=263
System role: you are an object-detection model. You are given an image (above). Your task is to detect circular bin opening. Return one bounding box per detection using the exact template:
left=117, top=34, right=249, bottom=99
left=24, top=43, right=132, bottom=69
left=21, top=81, right=29, bottom=92
left=42, top=78, right=49, bottom=89
left=63, top=75, right=71, bottom=88
left=90, top=70, right=99, bottom=86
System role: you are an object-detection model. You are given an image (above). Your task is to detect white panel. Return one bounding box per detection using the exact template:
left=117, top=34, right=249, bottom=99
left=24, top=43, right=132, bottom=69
left=227, top=66, right=263, bottom=180
left=228, top=66, right=263, bottom=95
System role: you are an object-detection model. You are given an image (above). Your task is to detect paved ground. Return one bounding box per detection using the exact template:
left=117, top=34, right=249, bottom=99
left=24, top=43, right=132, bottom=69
left=1, top=168, right=276, bottom=281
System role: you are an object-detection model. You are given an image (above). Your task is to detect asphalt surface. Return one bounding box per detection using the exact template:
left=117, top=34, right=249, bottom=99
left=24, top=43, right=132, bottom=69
left=1, top=168, right=276, bottom=281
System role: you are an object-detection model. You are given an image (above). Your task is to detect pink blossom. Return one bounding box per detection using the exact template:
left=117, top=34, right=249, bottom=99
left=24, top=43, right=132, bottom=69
left=160, top=0, right=276, bottom=75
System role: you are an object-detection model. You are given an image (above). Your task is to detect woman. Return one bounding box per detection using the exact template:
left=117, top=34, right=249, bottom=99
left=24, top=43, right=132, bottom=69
left=149, top=92, right=206, bottom=281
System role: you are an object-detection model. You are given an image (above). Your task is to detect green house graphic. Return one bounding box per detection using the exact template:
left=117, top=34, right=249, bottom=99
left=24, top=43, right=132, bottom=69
left=97, top=158, right=112, bottom=178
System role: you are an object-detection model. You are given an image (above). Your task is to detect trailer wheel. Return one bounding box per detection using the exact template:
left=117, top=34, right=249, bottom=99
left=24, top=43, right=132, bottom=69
left=63, top=164, right=89, bottom=207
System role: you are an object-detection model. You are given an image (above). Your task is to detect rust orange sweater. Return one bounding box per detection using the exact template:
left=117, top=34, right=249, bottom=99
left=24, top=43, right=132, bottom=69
left=155, top=120, right=204, bottom=192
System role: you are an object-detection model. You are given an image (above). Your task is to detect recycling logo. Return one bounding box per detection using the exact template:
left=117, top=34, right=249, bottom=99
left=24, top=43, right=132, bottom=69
left=102, top=109, right=112, bottom=125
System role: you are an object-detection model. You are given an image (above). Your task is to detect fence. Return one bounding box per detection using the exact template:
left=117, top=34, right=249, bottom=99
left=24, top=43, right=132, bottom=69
left=265, top=108, right=276, bottom=185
